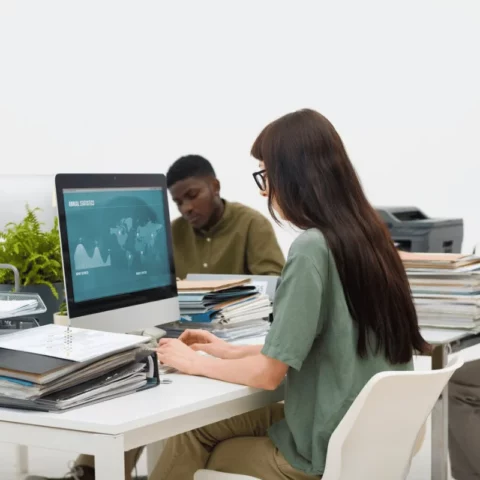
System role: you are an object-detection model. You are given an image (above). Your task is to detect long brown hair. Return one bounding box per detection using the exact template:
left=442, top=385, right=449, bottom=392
left=251, top=109, right=428, bottom=364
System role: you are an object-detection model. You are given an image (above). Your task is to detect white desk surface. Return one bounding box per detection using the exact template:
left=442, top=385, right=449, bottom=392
left=0, top=374, right=280, bottom=435
left=420, top=327, right=480, bottom=345
left=2, top=329, right=479, bottom=437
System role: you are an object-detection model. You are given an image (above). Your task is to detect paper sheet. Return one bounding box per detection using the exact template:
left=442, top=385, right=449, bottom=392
left=251, top=281, right=268, bottom=295
left=0, top=324, right=148, bottom=362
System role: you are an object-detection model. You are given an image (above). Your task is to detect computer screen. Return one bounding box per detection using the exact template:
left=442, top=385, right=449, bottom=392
left=63, top=187, right=171, bottom=302
left=56, top=174, right=179, bottom=332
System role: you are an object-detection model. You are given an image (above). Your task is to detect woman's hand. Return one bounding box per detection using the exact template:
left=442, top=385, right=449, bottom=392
left=178, top=329, right=233, bottom=358
left=156, top=338, right=200, bottom=375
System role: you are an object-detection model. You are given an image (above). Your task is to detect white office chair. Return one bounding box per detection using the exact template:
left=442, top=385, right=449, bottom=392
left=195, top=356, right=463, bottom=480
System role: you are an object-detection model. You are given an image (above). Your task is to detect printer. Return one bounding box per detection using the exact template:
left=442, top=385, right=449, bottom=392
left=375, top=206, right=463, bottom=253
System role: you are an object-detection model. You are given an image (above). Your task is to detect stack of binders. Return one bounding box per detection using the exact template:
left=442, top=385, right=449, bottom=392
left=400, top=252, right=480, bottom=329
left=0, top=324, right=159, bottom=411
left=164, top=278, right=272, bottom=341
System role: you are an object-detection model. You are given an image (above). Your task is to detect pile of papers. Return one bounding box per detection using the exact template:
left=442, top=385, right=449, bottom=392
left=0, top=324, right=159, bottom=411
left=401, top=252, right=480, bottom=329
left=0, top=292, right=46, bottom=320
left=164, top=278, right=272, bottom=341
left=0, top=299, right=38, bottom=317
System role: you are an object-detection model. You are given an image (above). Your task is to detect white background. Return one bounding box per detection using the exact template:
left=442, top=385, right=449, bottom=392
left=0, top=0, right=479, bottom=254
left=0, top=4, right=478, bottom=477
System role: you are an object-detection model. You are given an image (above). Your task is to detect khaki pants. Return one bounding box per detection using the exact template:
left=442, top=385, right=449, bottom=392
left=449, top=359, right=480, bottom=480
left=150, top=403, right=319, bottom=480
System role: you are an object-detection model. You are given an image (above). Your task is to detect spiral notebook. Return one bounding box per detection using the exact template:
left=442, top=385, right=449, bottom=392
left=0, top=324, right=149, bottom=362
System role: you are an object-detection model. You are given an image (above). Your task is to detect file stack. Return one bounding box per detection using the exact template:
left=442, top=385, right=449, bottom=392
left=165, top=278, right=272, bottom=341
left=0, top=324, right=159, bottom=411
left=400, top=252, right=480, bottom=329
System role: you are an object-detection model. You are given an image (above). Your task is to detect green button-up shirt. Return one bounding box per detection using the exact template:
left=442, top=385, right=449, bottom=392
left=171, top=201, right=285, bottom=279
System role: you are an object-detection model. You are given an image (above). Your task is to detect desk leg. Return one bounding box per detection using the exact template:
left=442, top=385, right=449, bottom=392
left=95, top=436, right=125, bottom=480
left=14, top=445, right=29, bottom=476
left=147, top=440, right=165, bottom=476
left=431, top=344, right=449, bottom=480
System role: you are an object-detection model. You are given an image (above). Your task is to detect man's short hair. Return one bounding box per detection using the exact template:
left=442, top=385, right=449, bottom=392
left=166, top=155, right=216, bottom=188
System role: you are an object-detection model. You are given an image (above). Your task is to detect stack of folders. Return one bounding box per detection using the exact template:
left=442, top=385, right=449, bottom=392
left=164, top=278, right=272, bottom=341
left=0, top=324, right=159, bottom=412
left=400, top=252, right=480, bottom=329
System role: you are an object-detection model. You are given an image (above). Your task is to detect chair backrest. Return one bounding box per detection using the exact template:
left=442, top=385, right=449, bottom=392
left=322, top=356, right=464, bottom=480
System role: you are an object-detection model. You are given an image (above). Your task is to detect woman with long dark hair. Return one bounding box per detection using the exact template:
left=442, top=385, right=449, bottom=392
left=152, top=109, right=428, bottom=479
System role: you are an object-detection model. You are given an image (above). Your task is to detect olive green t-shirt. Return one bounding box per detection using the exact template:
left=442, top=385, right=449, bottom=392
left=262, top=229, right=413, bottom=476
left=171, top=200, right=285, bottom=279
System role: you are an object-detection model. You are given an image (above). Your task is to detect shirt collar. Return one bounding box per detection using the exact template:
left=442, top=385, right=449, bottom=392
left=198, top=199, right=231, bottom=236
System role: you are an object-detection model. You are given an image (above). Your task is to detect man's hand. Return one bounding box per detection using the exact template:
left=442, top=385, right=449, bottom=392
left=179, top=329, right=233, bottom=359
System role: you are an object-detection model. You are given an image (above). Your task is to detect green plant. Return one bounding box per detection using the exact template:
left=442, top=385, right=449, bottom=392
left=0, top=205, right=63, bottom=298
left=58, top=301, right=68, bottom=316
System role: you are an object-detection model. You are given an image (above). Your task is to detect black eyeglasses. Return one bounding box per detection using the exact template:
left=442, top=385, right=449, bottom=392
left=253, top=169, right=267, bottom=191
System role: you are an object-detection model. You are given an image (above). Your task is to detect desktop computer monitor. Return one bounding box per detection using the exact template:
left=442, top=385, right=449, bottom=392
left=55, top=173, right=179, bottom=332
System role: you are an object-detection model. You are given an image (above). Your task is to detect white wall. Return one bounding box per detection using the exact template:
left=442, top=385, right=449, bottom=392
left=0, top=0, right=479, bottom=254
left=0, top=175, right=55, bottom=231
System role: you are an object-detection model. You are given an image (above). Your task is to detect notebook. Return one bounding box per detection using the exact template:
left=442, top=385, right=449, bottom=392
left=0, top=324, right=149, bottom=363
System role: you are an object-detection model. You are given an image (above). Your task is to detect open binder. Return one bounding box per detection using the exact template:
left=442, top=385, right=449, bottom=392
left=0, top=325, right=160, bottom=412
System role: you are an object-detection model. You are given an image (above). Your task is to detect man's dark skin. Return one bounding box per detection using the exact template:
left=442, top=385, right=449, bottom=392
left=169, top=176, right=225, bottom=231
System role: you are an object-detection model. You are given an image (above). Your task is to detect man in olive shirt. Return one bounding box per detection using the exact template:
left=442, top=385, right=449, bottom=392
left=29, top=155, right=284, bottom=480
left=168, top=154, right=285, bottom=278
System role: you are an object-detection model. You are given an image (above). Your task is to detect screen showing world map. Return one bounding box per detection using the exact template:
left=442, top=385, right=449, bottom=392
left=63, top=187, right=171, bottom=302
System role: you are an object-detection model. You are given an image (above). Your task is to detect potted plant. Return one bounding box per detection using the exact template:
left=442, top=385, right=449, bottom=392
left=0, top=205, right=64, bottom=325
left=53, top=301, right=69, bottom=326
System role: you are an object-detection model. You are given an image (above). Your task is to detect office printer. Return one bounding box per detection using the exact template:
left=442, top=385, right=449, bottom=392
left=375, top=206, right=463, bottom=253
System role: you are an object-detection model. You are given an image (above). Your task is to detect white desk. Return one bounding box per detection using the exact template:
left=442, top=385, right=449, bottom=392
left=421, top=327, right=480, bottom=480
left=0, top=374, right=283, bottom=480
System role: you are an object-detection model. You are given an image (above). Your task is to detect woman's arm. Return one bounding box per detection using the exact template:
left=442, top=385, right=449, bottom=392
left=217, top=344, right=263, bottom=359
left=195, top=353, right=287, bottom=390
left=157, top=339, right=287, bottom=390
left=178, top=330, right=262, bottom=359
